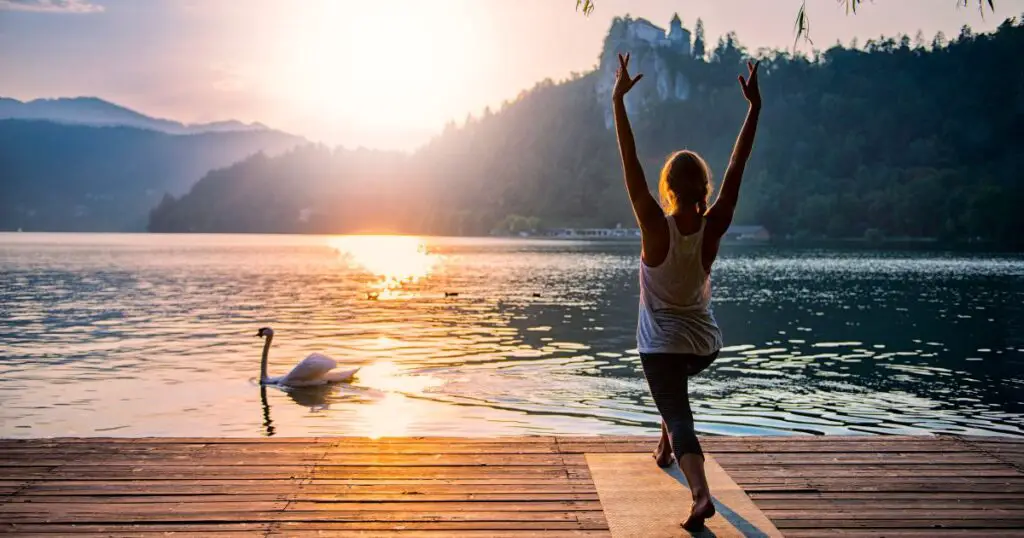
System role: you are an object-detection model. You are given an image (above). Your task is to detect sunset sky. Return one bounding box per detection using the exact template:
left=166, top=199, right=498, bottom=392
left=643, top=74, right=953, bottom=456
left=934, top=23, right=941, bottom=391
left=1, top=0, right=1019, bottom=150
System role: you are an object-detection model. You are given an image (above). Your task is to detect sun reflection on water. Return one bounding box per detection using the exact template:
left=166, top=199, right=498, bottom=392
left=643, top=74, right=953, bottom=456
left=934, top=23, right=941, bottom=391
left=3, top=233, right=1023, bottom=439
left=351, top=361, right=446, bottom=439
left=329, top=235, right=439, bottom=298
left=356, top=361, right=444, bottom=394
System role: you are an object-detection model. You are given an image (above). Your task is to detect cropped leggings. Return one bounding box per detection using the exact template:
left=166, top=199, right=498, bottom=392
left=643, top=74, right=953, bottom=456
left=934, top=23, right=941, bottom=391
left=639, top=351, right=719, bottom=458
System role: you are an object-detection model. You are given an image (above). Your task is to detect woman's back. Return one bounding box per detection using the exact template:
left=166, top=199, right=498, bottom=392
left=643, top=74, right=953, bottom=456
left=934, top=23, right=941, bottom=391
left=637, top=216, right=722, bottom=355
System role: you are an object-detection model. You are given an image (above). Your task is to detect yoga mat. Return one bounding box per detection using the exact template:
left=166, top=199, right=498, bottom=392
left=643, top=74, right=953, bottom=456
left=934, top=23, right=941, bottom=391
left=586, top=453, right=783, bottom=538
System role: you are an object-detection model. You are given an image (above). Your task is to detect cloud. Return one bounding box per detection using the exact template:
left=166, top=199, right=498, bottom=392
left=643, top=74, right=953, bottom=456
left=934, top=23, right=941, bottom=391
left=0, top=0, right=104, bottom=13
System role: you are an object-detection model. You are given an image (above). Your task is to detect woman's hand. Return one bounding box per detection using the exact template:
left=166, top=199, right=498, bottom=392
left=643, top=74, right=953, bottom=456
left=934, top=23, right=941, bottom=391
left=738, top=60, right=761, bottom=109
left=613, top=53, right=643, bottom=101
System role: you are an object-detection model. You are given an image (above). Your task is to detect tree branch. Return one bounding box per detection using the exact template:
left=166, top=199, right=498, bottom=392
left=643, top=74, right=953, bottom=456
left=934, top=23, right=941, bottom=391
left=572, top=1, right=997, bottom=47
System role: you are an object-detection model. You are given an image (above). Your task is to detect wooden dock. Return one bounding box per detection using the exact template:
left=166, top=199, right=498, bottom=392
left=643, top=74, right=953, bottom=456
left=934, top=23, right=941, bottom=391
left=1, top=435, right=1022, bottom=536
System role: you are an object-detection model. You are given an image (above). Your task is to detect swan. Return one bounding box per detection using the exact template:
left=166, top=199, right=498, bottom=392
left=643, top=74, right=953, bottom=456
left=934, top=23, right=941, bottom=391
left=257, top=327, right=359, bottom=387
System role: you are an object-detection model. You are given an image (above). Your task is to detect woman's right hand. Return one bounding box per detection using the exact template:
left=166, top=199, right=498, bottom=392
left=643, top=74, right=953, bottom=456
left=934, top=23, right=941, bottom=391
left=738, top=61, right=761, bottom=109
left=613, top=53, right=643, bottom=101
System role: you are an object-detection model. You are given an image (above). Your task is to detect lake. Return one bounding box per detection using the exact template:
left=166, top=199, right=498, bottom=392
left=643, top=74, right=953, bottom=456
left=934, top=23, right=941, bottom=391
left=1, top=233, right=1022, bottom=438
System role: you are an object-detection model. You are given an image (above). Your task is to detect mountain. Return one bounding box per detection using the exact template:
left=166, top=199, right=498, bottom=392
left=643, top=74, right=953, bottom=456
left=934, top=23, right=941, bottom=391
left=0, top=120, right=304, bottom=232
left=150, top=16, right=1024, bottom=245
left=147, top=145, right=412, bottom=235
left=0, top=97, right=268, bottom=135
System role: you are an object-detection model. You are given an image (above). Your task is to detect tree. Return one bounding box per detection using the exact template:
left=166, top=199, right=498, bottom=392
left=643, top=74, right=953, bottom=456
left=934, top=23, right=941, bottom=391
left=959, top=24, right=976, bottom=41
left=693, top=18, right=707, bottom=60
left=914, top=30, right=927, bottom=50
left=712, top=32, right=744, bottom=66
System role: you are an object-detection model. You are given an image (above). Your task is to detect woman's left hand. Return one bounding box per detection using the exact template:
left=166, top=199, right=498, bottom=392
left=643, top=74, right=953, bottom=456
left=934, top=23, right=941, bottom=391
left=613, top=53, right=643, bottom=101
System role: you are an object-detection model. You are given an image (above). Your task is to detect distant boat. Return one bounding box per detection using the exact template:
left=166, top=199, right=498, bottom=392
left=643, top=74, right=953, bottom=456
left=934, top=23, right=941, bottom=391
left=16, top=228, right=22, bottom=232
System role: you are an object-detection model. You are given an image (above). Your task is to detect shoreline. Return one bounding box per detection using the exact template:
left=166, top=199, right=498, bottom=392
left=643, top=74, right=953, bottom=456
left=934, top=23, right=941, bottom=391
left=3, top=230, right=1020, bottom=252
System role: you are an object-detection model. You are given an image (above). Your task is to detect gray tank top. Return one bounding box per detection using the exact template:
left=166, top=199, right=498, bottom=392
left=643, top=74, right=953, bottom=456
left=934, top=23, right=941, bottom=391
left=636, top=216, right=723, bottom=355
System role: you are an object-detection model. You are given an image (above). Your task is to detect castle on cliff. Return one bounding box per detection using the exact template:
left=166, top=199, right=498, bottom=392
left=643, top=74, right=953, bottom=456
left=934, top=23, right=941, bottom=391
left=624, top=14, right=692, bottom=57
left=596, top=14, right=698, bottom=127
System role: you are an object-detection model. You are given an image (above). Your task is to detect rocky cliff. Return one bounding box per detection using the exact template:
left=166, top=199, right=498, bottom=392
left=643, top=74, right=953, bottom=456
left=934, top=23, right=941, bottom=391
left=595, top=15, right=698, bottom=128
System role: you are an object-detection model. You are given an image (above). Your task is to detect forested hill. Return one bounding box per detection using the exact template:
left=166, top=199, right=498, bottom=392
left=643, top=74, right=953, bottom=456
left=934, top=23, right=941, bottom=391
left=150, top=16, right=1024, bottom=245
left=1, top=121, right=303, bottom=232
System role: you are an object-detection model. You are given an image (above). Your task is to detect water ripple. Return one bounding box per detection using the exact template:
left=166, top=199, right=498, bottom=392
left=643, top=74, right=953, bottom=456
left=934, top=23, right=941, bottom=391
left=1, top=233, right=1022, bottom=438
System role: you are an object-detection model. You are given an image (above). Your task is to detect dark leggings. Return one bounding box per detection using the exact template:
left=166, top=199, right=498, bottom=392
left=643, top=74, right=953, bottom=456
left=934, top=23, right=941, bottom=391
left=640, top=351, right=719, bottom=458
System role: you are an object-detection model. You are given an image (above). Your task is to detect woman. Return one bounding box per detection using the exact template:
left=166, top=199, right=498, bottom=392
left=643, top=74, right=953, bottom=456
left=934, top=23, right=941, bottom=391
left=612, top=52, right=761, bottom=531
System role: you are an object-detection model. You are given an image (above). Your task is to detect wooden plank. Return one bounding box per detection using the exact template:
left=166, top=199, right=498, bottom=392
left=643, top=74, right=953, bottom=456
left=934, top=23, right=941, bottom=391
left=6, top=493, right=603, bottom=503
left=14, top=477, right=595, bottom=486
left=783, top=530, right=1024, bottom=538
left=0, top=454, right=586, bottom=467
left=282, top=501, right=602, bottom=512
left=0, top=500, right=601, bottom=513
left=0, top=524, right=608, bottom=535
left=2, top=464, right=585, bottom=474
left=957, top=436, right=1024, bottom=444
left=268, top=528, right=610, bottom=532
left=756, top=499, right=1024, bottom=511
left=17, top=483, right=598, bottom=495
left=726, top=466, right=1021, bottom=478
left=712, top=452, right=1003, bottom=464
left=749, top=491, right=1024, bottom=500
left=3, top=435, right=1024, bottom=537
left=773, top=519, right=1024, bottom=529
left=268, top=521, right=609, bottom=531
left=764, top=509, right=1024, bottom=519
left=0, top=523, right=271, bottom=534
left=0, top=511, right=603, bottom=524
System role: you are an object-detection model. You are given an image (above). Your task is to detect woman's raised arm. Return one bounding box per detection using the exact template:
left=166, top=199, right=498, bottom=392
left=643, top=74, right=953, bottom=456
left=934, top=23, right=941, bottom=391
left=612, top=53, right=663, bottom=234
left=706, top=61, right=761, bottom=240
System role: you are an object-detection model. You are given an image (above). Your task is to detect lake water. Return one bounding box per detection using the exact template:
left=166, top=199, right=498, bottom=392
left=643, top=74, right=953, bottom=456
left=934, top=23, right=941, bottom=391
left=1, top=233, right=1022, bottom=439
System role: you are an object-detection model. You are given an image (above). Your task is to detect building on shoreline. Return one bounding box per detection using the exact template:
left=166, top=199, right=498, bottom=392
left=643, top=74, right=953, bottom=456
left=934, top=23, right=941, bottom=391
left=723, top=225, right=770, bottom=241
left=537, top=224, right=770, bottom=241
left=541, top=227, right=641, bottom=239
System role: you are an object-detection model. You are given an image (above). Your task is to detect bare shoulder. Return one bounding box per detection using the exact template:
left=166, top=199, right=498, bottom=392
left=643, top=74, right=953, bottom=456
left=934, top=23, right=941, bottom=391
left=701, top=215, right=725, bottom=274
left=640, top=214, right=670, bottom=267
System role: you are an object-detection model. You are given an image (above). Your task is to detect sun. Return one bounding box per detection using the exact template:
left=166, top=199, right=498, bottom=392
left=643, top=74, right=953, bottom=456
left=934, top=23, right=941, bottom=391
left=283, top=0, right=478, bottom=138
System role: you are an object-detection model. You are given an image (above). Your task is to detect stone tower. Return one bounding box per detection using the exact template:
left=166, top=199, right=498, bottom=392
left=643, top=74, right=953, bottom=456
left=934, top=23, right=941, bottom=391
left=668, top=14, right=691, bottom=56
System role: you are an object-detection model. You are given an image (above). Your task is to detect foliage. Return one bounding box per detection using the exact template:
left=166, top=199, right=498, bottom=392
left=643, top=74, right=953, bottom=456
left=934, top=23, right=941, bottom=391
left=796, top=1, right=996, bottom=46
left=494, top=214, right=542, bottom=235
left=150, top=17, right=1024, bottom=246
left=693, top=18, right=707, bottom=60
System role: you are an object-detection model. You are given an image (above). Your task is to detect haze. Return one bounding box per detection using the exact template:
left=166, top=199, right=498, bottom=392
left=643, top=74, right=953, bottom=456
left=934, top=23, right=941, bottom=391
left=0, top=0, right=1018, bottom=149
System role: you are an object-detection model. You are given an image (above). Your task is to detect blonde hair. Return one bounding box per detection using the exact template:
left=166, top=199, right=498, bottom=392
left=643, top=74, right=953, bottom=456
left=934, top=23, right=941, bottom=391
left=659, top=150, right=712, bottom=216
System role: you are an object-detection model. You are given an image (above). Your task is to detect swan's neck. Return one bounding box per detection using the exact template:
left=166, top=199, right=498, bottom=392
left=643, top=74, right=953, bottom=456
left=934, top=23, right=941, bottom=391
left=260, top=335, right=273, bottom=383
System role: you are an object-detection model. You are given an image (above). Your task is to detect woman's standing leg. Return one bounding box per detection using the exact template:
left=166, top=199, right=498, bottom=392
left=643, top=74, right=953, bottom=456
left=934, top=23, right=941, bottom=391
left=640, top=353, right=715, bottom=530
left=654, top=419, right=674, bottom=467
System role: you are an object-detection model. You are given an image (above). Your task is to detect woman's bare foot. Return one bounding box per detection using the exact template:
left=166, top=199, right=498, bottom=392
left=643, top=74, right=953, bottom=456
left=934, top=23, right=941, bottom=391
left=681, top=495, right=715, bottom=531
left=653, top=438, right=674, bottom=467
